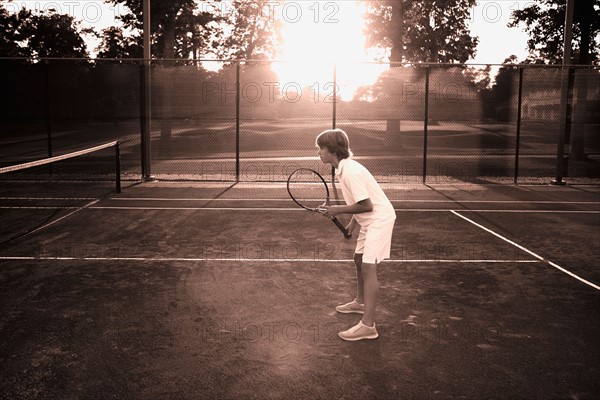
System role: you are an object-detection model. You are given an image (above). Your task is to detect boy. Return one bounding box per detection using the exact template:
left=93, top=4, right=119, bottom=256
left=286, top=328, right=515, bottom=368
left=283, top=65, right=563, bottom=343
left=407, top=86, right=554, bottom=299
left=316, top=129, right=396, bottom=341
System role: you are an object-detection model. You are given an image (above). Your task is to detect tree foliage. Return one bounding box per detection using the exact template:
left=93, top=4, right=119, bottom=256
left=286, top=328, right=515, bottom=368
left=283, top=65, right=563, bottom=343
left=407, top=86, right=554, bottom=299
left=363, top=0, right=479, bottom=138
left=97, top=0, right=280, bottom=61
left=216, top=0, right=282, bottom=60
left=96, top=26, right=142, bottom=59
left=509, top=0, right=600, bottom=64
left=174, top=3, right=219, bottom=60
left=0, top=6, right=27, bottom=57
left=364, top=0, right=479, bottom=63
left=104, top=0, right=214, bottom=59
left=0, top=4, right=88, bottom=59
left=483, top=55, right=519, bottom=121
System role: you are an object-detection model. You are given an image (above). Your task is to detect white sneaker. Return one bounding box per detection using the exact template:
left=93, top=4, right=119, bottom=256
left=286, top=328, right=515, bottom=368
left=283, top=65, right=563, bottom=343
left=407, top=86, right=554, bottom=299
left=338, top=321, right=378, bottom=341
left=335, top=299, right=364, bottom=314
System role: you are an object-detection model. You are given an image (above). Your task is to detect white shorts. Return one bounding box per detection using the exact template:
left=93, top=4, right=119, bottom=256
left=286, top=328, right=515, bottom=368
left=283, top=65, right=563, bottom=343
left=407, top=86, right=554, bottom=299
left=355, top=219, right=395, bottom=264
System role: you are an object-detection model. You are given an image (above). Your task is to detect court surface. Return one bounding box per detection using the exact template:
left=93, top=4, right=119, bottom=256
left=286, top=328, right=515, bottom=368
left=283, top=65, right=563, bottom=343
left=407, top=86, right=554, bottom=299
left=1, top=182, right=599, bottom=399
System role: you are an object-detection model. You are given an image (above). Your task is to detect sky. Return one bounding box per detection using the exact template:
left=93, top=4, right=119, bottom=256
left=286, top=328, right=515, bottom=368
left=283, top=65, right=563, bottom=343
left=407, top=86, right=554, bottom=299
left=3, top=0, right=533, bottom=64
left=469, top=0, right=532, bottom=65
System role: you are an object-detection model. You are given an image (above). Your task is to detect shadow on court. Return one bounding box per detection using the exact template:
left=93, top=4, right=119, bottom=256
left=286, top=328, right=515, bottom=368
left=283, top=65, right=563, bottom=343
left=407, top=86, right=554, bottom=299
left=1, top=182, right=599, bottom=399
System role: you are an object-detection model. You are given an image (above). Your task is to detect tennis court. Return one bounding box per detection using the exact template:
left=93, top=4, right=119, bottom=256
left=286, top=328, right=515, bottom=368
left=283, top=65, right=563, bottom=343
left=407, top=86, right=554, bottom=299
left=1, top=174, right=599, bottom=399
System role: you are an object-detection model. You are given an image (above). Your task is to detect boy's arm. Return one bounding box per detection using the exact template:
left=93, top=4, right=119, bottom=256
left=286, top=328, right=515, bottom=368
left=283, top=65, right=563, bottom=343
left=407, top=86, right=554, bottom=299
left=322, top=198, right=373, bottom=217
left=347, top=215, right=359, bottom=235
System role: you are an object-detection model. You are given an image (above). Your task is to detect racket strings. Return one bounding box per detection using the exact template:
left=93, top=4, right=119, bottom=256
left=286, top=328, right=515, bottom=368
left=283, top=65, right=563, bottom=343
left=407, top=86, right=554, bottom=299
left=287, top=170, right=330, bottom=211
left=288, top=183, right=328, bottom=210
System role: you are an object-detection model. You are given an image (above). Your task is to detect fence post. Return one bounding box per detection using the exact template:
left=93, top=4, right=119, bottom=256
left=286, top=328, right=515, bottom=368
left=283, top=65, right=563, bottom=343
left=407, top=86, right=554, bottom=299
left=553, top=0, right=575, bottom=185
left=332, top=64, right=337, bottom=129
left=514, top=67, right=523, bottom=184
left=140, top=61, right=152, bottom=180
left=235, top=61, right=241, bottom=182
left=140, top=0, right=152, bottom=181
left=44, top=60, right=52, bottom=158
left=331, top=64, right=337, bottom=182
left=422, top=66, right=430, bottom=184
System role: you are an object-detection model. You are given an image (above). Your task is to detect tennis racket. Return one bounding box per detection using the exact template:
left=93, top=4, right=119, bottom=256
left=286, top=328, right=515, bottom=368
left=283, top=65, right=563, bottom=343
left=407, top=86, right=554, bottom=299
left=287, top=168, right=352, bottom=239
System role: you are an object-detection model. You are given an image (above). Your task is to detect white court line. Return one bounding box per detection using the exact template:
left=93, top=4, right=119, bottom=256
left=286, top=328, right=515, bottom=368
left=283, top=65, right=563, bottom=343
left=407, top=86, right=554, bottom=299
left=109, top=198, right=600, bottom=205
left=7, top=199, right=101, bottom=239
left=1, top=206, right=85, bottom=209
left=0, top=256, right=538, bottom=263
left=450, top=210, right=600, bottom=291
left=2, top=205, right=599, bottom=214
left=92, top=207, right=600, bottom=214
left=0, top=197, right=97, bottom=200
left=4, top=196, right=598, bottom=205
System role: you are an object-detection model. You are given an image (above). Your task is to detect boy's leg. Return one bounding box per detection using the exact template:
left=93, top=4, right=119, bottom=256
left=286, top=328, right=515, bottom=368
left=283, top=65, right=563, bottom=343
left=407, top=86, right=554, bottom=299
left=359, top=219, right=393, bottom=326
left=354, top=253, right=364, bottom=304
left=338, top=259, right=379, bottom=341
left=339, top=220, right=392, bottom=340
left=360, top=261, right=378, bottom=327
left=335, top=253, right=365, bottom=314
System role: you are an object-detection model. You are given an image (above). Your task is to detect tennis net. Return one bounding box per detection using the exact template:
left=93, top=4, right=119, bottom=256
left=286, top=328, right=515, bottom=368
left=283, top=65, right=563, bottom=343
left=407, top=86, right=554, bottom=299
left=0, top=141, right=121, bottom=245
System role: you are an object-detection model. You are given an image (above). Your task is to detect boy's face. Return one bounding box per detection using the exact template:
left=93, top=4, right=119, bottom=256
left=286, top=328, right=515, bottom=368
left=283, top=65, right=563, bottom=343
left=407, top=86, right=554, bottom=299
left=317, top=146, right=336, bottom=165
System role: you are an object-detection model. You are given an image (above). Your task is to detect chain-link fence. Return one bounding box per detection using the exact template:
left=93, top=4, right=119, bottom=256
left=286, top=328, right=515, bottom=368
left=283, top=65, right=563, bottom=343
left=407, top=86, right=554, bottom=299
left=1, top=59, right=598, bottom=184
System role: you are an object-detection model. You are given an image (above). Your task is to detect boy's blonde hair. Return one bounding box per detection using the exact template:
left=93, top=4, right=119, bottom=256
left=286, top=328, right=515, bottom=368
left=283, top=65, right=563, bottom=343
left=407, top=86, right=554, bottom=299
left=315, top=129, right=353, bottom=159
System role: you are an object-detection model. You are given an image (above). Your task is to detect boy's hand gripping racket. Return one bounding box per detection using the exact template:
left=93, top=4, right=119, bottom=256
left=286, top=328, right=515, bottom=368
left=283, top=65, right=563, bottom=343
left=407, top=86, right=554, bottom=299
left=287, top=168, right=352, bottom=239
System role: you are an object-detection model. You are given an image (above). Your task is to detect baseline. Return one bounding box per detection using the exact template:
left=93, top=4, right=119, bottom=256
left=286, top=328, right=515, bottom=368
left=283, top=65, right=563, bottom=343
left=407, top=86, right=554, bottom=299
left=0, top=256, right=538, bottom=263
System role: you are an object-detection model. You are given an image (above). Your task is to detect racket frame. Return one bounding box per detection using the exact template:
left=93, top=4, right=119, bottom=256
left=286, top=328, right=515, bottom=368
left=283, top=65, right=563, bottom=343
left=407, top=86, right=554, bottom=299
left=286, top=168, right=352, bottom=239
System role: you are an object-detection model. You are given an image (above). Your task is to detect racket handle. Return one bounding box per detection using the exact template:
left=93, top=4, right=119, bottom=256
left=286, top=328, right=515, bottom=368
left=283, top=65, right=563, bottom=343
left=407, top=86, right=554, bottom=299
left=332, top=217, right=352, bottom=239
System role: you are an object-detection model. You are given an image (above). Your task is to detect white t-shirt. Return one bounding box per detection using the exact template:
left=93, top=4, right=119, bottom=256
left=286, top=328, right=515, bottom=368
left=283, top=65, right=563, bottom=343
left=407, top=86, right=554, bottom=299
left=336, top=158, right=396, bottom=227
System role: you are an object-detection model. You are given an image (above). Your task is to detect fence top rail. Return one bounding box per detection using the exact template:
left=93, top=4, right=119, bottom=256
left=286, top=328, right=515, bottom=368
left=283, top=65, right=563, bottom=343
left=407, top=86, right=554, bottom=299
left=0, top=57, right=598, bottom=69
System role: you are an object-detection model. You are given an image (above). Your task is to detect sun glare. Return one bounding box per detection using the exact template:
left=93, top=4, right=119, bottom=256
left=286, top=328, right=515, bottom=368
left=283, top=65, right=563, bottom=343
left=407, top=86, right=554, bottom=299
left=271, top=1, right=386, bottom=101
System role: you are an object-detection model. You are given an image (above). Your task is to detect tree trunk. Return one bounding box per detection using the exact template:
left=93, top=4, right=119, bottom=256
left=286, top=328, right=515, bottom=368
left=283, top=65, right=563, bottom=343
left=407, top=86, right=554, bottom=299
left=386, top=119, right=401, bottom=139
left=160, top=17, right=176, bottom=157
left=385, top=0, right=404, bottom=145
left=570, top=74, right=587, bottom=161
left=569, top=0, right=592, bottom=161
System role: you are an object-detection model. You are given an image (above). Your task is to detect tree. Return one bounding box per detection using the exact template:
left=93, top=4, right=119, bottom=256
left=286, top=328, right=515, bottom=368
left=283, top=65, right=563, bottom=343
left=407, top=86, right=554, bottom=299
left=96, top=26, right=142, bottom=59
left=0, top=5, right=89, bottom=59
left=174, top=3, right=220, bottom=60
left=463, top=64, right=492, bottom=92
left=108, top=0, right=193, bottom=59
left=486, top=56, right=519, bottom=122
left=216, top=0, right=282, bottom=60
left=101, top=0, right=281, bottom=61
left=510, top=0, right=599, bottom=161
left=365, top=0, right=478, bottom=63
left=363, top=0, right=479, bottom=140
left=509, top=0, right=599, bottom=64
left=25, top=13, right=89, bottom=58
left=0, top=6, right=29, bottom=57
left=106, top=0, right=221, bottom=155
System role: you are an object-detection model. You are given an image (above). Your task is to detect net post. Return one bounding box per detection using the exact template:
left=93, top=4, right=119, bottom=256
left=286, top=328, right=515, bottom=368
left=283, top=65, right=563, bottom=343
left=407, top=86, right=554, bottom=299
left=115, top=141, right=122, bottom=193
left=44, top=59, right=53, bottom=158
left=514, top=67, right=523, bottom=184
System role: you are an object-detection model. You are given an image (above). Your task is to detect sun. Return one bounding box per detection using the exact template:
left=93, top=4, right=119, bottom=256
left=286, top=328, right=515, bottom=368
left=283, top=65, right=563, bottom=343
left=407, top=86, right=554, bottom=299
left=271, top=0, right=386, bottom=101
